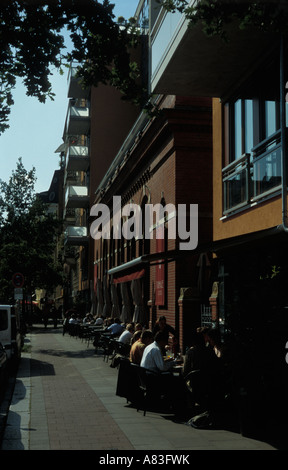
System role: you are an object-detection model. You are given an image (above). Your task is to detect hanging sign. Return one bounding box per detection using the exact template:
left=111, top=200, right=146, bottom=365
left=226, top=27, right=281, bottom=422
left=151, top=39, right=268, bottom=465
left=155, top=226, right=165, bottom=306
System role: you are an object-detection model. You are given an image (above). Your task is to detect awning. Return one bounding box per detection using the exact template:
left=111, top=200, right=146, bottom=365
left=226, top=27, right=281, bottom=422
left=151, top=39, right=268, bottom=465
left=54, top=143, right=67, bottom=153
left=108, top=256, right=147, bottom=276
left=108, top=257, right=146, bottom=285
left=113, top=269, right=145, bottom=285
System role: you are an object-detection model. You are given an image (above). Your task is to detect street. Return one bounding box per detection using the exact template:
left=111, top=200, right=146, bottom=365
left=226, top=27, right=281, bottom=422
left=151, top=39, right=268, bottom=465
left=0, top=325, right=282, bottom=451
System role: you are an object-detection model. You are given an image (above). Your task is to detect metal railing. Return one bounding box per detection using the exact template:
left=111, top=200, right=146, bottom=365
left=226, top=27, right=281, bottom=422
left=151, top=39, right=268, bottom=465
left=222, top=131, right=283, bottom=214
left=222, top=153, right=251, bottom=213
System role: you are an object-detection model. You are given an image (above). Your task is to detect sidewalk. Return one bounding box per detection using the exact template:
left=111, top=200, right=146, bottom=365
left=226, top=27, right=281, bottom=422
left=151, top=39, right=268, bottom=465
left=0, top=326, right=280, bottom=451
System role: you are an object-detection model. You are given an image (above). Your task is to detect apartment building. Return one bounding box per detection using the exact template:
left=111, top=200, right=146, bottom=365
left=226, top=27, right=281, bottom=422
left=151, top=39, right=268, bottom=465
left=148, top=0, right=288, bottom=432
left=57, top=64, right=140, bottom=315
left=92, top=93, right=212, bottom=350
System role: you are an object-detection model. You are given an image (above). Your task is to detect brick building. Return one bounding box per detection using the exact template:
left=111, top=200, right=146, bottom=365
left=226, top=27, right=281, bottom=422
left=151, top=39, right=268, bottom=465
left=92, top=94, right=212, bottom=351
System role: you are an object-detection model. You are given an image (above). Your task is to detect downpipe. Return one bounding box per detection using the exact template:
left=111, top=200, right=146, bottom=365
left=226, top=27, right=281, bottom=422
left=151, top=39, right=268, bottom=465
left=280, top=34, right=288, bottom=233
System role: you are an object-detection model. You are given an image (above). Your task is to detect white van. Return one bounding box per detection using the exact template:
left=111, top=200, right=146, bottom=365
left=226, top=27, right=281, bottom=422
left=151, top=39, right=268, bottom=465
left=0, top=304, right=22, bottom=363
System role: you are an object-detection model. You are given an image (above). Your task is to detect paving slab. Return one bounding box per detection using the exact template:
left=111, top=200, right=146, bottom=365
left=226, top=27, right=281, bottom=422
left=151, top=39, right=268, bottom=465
left=0, top=326, right=283, bottom=452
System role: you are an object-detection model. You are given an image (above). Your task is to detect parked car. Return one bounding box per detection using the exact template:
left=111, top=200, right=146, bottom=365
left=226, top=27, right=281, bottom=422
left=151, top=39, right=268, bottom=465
left=0, top=341, right=8, bottom=395
left=0, top=304, right=23, bottom=365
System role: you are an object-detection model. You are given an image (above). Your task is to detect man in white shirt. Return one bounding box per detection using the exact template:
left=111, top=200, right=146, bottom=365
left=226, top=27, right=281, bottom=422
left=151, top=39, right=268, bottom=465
left=140, top=331, right=187, bottom=417
left=118, top=323, right=134, bottom=344
left=140, top=331, right=174, bottom=373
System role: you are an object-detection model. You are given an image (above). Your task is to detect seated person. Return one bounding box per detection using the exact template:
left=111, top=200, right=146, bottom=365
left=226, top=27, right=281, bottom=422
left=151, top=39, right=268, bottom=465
left=130, top=329, right=153, bottom=364
left=183, top=330, right=213, bottom=377
left=68, top=313, right=78, bottom=324
left=140, top=330, right=186, bottom=415
left=94, top=315, right=104, bottom=326
left=131, top=330, right=142, bottom=345
left=106, top=317, right=124, bottom=336
left=118, top=323, right=134, bottom=344
left=140, top=331, right=174, bottom=373
left=82, top=313, right=93, bottom=324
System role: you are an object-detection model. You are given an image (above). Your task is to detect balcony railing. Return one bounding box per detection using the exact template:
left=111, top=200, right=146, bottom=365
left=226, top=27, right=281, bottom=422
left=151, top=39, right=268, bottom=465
left=150, top=5, right=184, bottom=84
left=64, top=226, right=89, bottom=246
left=67, top=65, right=90, bottom=99
left=223, top=153, right=251, bottom=214
left=251, top=130, right=282, bottom=201
left=65, top=99, right=90, bottom=136
left=223, top=131, right=283, bottom=214
left=65, top=185, right=89, bottom=209
left=65, top=144, right=90, bottom=172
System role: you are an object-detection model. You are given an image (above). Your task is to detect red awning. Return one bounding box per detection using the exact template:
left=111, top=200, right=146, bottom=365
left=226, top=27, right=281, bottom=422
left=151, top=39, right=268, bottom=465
left=113, top=269, right=145, bottom=284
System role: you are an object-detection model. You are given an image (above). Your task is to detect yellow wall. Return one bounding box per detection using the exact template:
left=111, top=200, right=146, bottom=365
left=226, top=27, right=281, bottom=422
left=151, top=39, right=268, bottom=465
left=212, top=98, right=283, bottom=242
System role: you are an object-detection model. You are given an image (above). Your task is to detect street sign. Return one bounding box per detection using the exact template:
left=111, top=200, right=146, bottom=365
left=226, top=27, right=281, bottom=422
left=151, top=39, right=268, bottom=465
left=14, top=288, right=23, bottom=300
left=12, top=272, right=25, bottom=288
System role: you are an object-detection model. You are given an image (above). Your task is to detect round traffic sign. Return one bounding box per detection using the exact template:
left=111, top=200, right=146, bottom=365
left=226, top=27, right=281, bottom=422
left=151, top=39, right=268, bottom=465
left=12, top=272, right=25, bottom=288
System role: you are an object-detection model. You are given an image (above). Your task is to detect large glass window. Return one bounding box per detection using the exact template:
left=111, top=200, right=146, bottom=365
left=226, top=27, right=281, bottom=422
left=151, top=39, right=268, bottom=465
left=223, top=97, right=282, bottom=213
left=245, top=100, right=254, bottom=154
left=265, top=100, right=278, bottom=138
left=231, top=99, right=254, bottom=162
left=234, top=99, right=242, bottom=160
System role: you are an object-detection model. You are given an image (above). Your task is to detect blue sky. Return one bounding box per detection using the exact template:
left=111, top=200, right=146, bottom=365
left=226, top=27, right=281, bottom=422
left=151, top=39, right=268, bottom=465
left=0, top=0, right=140, bottom=194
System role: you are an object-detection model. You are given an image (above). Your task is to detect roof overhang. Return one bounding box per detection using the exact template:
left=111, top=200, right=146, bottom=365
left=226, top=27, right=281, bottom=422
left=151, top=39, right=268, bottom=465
left=151, top=16, right=282, bottom=99
left=136, top=225, right=288, bottom=264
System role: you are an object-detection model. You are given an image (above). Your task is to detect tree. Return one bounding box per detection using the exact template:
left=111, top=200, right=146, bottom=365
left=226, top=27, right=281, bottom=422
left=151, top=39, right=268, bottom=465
left=0, top=157, right=63, bottom=303
left=0, top=0, right=143, bottom=134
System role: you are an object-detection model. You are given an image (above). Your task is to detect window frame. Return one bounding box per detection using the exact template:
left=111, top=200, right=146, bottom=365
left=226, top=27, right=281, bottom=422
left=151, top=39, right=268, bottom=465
left=222, top=96, right=282, bottom=215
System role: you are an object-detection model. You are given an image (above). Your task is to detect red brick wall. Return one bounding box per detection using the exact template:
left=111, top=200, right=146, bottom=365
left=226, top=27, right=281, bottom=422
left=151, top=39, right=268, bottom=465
left=92, top=96, right=213, bottom=351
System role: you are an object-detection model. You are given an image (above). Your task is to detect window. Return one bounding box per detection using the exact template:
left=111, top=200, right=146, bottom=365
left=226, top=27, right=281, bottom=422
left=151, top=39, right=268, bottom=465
left=139, top=196, right=150, bottom=256
left=0, top=310, right=8, bottom=331
left=264, top=100, right=279, bottom=139
left=226, top=99, right=255, bottom=164
left=223, top=96, right=283, bottom=213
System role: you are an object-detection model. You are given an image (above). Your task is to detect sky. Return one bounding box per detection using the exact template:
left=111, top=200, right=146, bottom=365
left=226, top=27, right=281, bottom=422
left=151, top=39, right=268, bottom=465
left=0, top=0, right=140, bottom=194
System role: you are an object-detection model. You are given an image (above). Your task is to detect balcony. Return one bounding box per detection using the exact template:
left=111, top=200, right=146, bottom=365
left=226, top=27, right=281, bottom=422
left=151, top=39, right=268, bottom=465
left=65, top=99, right=90, bottom=136
left=63, top=208, right=76, bottom=225
left=223, top=131, right=282, bottom=214
left=66, top=145, right=90, bottom=172
left=65, top=185, right=89, bottom=209
left=150, top=1, right=278, bottom=98
left=64, top=226, right=89, bottom=246
left=67, top=66, right=90, bottom=99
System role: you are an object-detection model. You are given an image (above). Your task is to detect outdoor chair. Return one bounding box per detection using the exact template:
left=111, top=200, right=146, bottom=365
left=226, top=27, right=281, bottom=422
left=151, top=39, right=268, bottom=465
left=132, top=365, right=172, bottom=416
left=184, top=369, right=206, bottom=406
left=116, top=358, right=140, bottom=404
left=92, top=331, right=103, bottom=352
left=102, top=336, right=117, bottom=362
left=114, top=341, right=131, bottom=357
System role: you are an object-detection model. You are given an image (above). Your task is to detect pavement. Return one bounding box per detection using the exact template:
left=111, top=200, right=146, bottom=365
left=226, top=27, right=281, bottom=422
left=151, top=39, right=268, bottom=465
left=0, top=325, right=285, bottom=453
